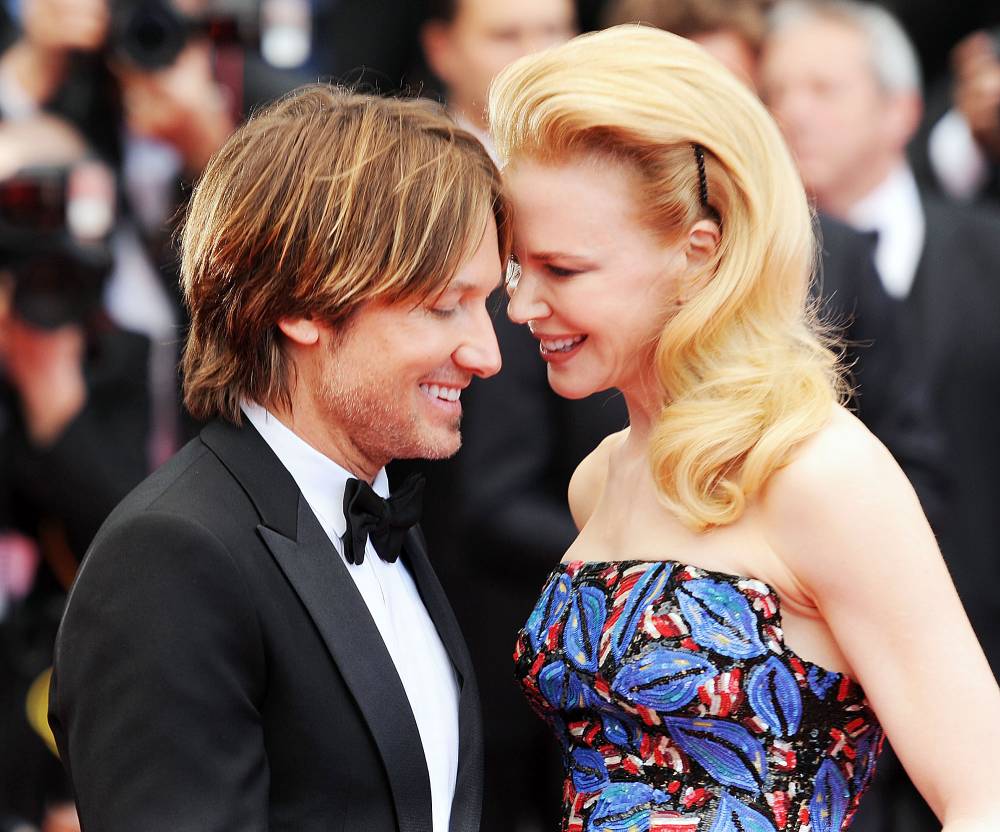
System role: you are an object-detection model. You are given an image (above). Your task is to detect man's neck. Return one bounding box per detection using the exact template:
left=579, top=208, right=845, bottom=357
left=815, top=153, right=903, bottom=220
left=449, top=101, right=488, bottom=133
left=263, top=400, right=383, bottom=484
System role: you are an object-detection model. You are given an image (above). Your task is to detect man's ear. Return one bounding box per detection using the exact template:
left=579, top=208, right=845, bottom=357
left=686, top=218, right=722, bottom=270
left=420, top=20, right=456, bottom=86
left=277, top=317, right=320, bottom=346
left=886, top=90, right=922, bottom=153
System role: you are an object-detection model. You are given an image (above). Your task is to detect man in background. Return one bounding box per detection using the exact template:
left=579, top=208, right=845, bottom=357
left=762, top=3, right=1000, bottom=829
left=421, top=0, right=576, bottom=160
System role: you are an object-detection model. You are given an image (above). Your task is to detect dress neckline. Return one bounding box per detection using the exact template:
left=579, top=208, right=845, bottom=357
left=552, top=557, right=864, bottom=691
left=559, top=557, right=778, bottom=595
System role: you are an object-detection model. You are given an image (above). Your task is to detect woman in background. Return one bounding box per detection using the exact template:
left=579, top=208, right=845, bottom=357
left=492, top=25, right=1000, bottom=832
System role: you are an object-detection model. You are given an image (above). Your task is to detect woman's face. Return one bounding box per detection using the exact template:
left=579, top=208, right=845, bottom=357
left=504, top=155, right=690, bottom=401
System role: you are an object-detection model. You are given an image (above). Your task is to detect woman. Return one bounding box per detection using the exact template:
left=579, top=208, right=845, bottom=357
left=492, top=25, right=1000, bottom=832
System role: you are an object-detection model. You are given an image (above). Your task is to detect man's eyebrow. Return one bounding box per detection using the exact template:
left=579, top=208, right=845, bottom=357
left=443, top=277, right=505, bottom=294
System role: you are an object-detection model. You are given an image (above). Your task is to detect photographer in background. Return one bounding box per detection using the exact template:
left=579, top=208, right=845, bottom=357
left=0, top=0, right=301, bottom=163
left=0, top=0, right=307, bottom=462
left=0, top=114, right=149, bottom=832
left=924, top=29, right=1000, bottom=205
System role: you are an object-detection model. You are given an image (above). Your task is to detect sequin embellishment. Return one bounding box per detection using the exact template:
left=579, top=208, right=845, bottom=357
left=514, top=560, right=884, bottom=832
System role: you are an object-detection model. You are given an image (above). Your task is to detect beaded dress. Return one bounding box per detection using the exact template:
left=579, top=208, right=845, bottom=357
left=514, top=559, right=884, bottom=832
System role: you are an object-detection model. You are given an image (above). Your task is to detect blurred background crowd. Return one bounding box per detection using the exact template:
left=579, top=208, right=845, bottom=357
left=0, top=0, right=997, bottom=830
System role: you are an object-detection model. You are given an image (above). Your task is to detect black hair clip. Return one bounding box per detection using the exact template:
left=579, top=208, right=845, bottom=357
left=693, top=144, right=709, bottom=208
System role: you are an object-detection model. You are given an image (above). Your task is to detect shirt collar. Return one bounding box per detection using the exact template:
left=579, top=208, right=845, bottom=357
left=241, top=401, right=389, bottom=541
left=845, top=163, right=926, bottom=300
left=846, top=163, right=922, bottom=234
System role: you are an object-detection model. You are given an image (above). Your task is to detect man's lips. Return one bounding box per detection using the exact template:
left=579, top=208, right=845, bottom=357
left=418, top=382, right=466, bottom=403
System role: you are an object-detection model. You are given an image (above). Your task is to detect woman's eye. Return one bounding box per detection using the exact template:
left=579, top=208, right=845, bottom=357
left=429, top=306, right=457, bottom=319
left=545, top=264, right=579, bottom=278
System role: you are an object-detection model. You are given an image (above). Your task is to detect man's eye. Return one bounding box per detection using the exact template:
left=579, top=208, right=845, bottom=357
left=490, top=28, right=521, bottom=43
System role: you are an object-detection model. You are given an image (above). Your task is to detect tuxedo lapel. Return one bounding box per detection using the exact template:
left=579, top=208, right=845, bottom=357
left=201, top=420, right=433, bottom=832
left=402, top=528, right=484, bottom=832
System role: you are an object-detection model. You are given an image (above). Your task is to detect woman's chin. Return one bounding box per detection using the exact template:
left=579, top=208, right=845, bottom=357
left=547, top=371, right=603, bottom=401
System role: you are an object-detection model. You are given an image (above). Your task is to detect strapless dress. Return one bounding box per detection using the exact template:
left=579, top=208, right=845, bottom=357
left=514, top=559, right=884, bottom=832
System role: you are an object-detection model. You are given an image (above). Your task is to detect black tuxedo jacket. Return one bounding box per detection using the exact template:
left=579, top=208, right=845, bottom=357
left=900, top=198, right=1000, bottom=673
left=813, top=214, right=949, bottom=531
left=49, top=419, right=482, bottom=832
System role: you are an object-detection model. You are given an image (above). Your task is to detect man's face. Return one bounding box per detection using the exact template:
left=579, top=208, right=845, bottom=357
left=691, top=29, right=759, bottom=91
left=760, top=18, right=897, bottom=206
left=306, top=216, right=504, bottom=469
left=427, top=0, right=576, bottom=125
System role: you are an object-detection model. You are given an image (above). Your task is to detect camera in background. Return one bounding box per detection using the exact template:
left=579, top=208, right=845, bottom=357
left=0, top=164, right=116, bottom=329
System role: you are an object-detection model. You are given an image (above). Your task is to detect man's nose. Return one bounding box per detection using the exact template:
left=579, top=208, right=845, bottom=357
left=454, top=306, right=502, bottom=378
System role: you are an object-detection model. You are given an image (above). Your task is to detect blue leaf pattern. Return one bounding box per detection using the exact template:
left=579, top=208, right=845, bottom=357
left=586, top=783, right=671, bottom=832
left=665, top=716, right=768, bottom=794
left=611, top=646, right=717, bottom=711
left=810, top=758, right=850, bottom=832
left=570, top=747, right=610, bottom=792
left=853, top=728, right=880, bottom=792
left=565, top=585, right=608, bottom=672
left=525, top=571, right=573, bottom=653
left=538, top=660, right=588, bottom=711
left=676, top=579, right=766, bottom=659
left=708, top=791, right=778, bottom=832
left=746, top=656, right=803, bottom=737
left=601, top=714, right=643, bottom=753
left=514, top=561, right=884, bottom=832
left=609, top=563, right=672, bottom=663
left=808, top=666, right=839, bottom=700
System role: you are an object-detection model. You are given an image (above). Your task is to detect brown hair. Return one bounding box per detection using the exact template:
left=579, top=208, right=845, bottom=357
left=602, top=0, right=766, bottom=52
left=180, top=84, right=512, bottom=423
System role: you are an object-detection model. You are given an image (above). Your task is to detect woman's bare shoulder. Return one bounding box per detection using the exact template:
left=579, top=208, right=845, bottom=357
left=568, top=428, right=629, bottom=531
left=768, top=405, right=893, bottom=496
left=760, top=404, right=928, bottom=584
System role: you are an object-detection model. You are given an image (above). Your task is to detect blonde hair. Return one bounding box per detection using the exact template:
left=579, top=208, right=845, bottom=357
left=489, top=25, right=845, bottom=530
left=181, top=84, right=512, bottom=423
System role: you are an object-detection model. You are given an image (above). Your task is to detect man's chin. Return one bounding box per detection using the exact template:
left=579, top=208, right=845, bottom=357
left=425, top=426, right=462, bottom=460
left=394, top=423, right=462, bottom=461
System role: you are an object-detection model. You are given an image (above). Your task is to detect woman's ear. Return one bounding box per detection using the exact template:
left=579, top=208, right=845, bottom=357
left=686, top=218, right=721, bottom=270
left=673, top=218, right=722, bottom=305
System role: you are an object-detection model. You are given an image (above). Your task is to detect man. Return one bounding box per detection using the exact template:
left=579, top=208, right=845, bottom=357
left=922, top=29, right=1000, bottom=206
left=603, top=0, right=766, bottom=89
left=420, top=0, right=576, bottom=160
left=49, top=85, right=511, bottom=832
left=762, top=3, right=1000, bottom=830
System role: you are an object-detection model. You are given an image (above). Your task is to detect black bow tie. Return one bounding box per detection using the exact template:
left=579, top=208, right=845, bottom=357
left=341, top=473, right=425, bottom=565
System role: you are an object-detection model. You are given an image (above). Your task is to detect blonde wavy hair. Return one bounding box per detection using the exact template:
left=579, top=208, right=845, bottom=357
left=489, top=25, right=845, bottom=530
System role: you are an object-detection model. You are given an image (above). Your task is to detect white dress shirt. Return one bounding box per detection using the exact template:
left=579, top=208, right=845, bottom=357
left=242, top=402, right=460, bottom=832
left=846, top=164, right=926, bottom=301
left=928, top=109, right=991, bottom=203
